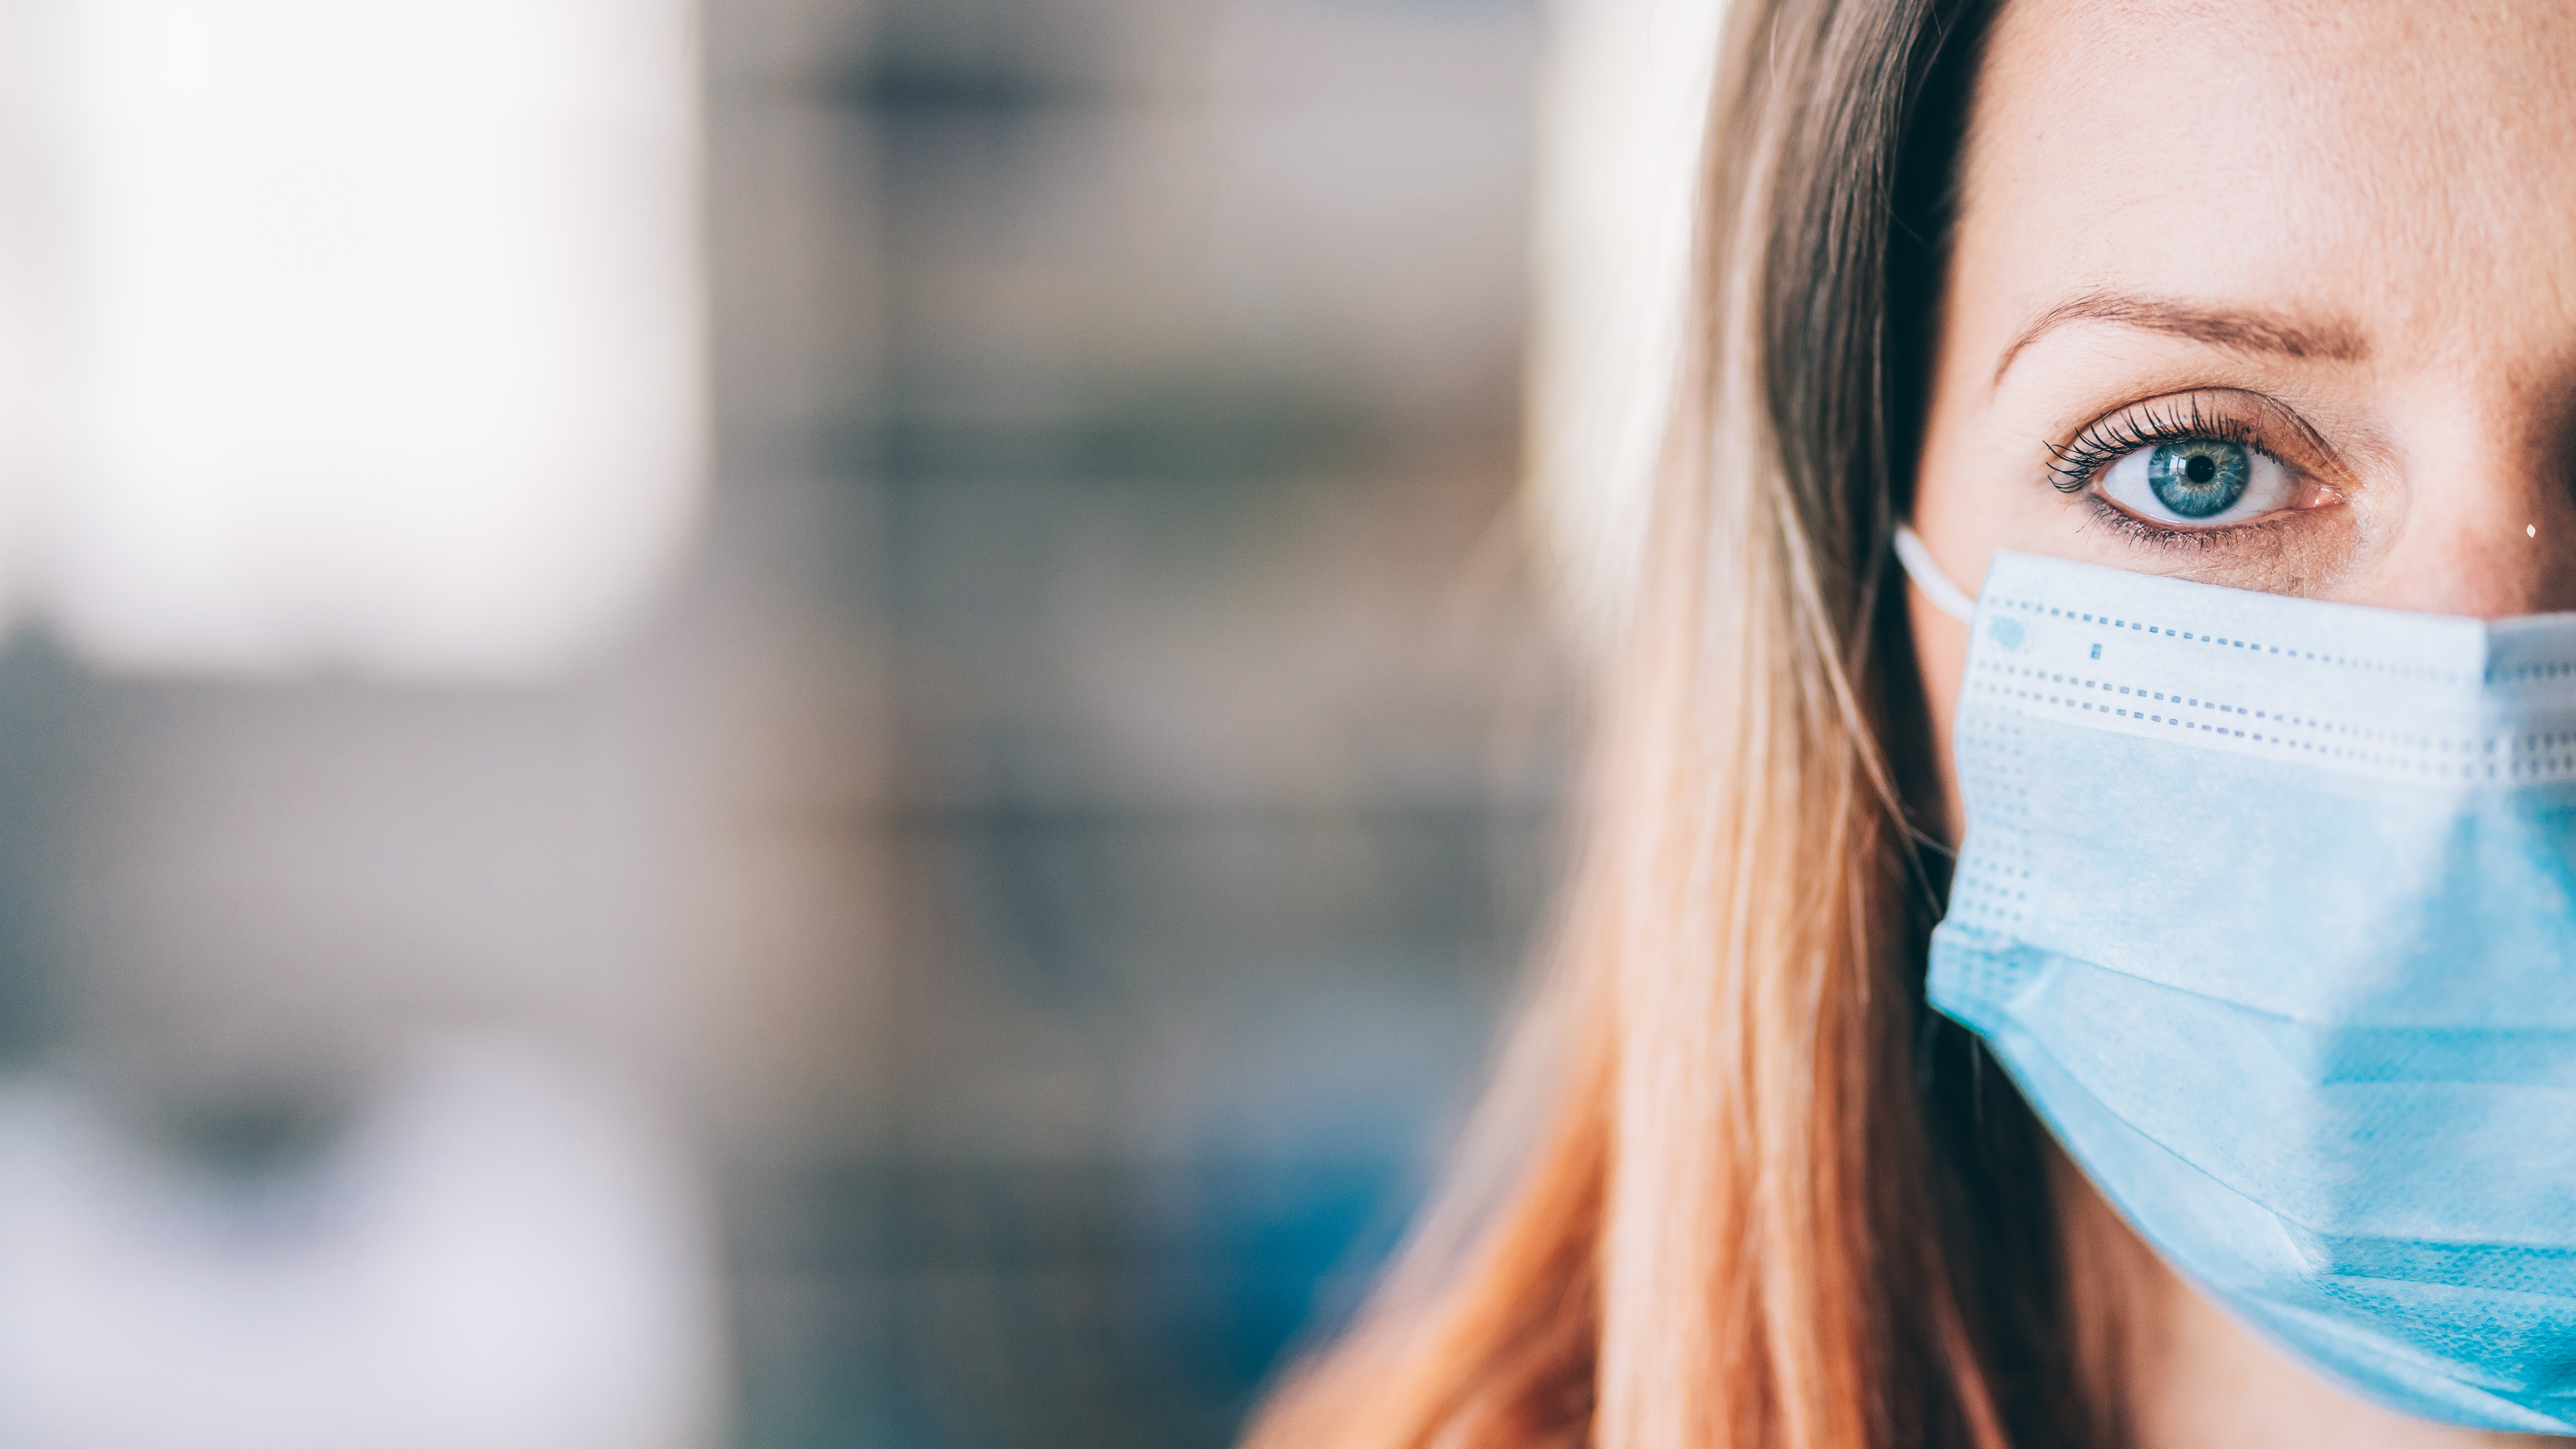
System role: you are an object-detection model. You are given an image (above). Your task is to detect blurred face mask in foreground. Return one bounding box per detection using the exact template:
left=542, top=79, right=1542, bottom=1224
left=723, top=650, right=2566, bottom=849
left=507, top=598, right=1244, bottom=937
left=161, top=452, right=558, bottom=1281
left=1900, top=531, right=2576, bottom=1434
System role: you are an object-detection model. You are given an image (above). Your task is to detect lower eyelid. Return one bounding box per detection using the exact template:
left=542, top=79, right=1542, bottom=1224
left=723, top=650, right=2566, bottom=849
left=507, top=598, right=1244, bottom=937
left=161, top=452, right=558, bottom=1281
left=2082, top=485, right=2307, bottom=549
left=2082, top=492, right=2250, bottom=548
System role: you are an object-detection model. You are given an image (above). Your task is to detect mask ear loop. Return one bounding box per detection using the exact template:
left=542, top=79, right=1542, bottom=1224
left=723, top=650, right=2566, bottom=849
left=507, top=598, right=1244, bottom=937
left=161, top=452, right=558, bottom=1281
left=1893, top=524, right=1976, bottom=624
left=1889, top=525, right=1974, bottom=1042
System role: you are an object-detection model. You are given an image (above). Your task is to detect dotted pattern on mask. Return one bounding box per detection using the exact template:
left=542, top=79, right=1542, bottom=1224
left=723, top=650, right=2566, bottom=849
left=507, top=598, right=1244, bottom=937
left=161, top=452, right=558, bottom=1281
left=1968, top=590, right=2576, bottom=784
left=1949, top=712, right=2034, bottom=934
left=1990, top=597, right=2479, bottom=683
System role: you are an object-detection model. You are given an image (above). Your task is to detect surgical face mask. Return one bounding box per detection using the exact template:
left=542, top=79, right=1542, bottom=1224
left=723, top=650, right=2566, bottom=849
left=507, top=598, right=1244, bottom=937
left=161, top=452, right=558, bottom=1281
left=1896, top=527, right=2576, bottom=1434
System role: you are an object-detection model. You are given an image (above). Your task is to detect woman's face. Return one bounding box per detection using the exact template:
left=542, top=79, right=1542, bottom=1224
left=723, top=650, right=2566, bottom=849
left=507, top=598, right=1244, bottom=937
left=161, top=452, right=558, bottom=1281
left=1910, top=0, right=2576, bottom=833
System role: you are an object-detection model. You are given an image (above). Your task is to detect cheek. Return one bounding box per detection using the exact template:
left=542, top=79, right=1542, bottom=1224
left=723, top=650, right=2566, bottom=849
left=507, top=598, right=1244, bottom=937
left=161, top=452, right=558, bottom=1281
left=1913, top=412, right=2076, bottom=565
left=1908, top=392, right=2045, bottom=844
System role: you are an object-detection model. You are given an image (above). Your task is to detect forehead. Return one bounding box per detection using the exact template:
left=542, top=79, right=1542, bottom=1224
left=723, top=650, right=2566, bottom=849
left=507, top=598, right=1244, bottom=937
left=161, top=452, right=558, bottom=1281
left=1958, top=0, right=2576, bottom=364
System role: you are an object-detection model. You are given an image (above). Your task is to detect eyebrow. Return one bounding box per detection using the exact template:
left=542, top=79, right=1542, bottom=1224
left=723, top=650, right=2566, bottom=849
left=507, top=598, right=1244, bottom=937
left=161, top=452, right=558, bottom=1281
left=1993, top=292, right=2369, bottom=384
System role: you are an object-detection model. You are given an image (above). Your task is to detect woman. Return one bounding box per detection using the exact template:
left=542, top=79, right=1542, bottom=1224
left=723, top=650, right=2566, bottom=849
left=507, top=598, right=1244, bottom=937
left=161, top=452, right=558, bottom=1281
left=1246, top=0, right=2576, bottom=1446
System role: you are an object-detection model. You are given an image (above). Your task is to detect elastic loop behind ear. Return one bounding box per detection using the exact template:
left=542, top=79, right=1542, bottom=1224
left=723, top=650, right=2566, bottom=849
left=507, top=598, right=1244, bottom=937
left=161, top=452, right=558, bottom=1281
left=1893, top=525, right=1976, bottom=624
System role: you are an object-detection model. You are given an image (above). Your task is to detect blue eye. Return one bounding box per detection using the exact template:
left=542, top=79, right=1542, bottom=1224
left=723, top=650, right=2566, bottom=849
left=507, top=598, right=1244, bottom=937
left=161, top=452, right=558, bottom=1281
left=2096, top=436, right=2293, bottom=527
left=2146, top=440, right=2248, bottom=518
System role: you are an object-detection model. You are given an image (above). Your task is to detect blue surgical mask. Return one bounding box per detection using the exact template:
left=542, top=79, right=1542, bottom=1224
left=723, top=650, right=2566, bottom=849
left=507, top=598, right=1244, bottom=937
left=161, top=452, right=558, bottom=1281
left=1897, top=527, right=2576, bottom=1435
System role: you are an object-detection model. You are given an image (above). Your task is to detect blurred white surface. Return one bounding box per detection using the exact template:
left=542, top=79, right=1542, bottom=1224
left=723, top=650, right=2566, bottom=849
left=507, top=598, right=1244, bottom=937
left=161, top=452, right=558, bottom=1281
left=0, top=1038, right=721, bottom=1449
left=1524, top=0, right=1722, bottom=651
left=17, top=0, right=704, bottom=679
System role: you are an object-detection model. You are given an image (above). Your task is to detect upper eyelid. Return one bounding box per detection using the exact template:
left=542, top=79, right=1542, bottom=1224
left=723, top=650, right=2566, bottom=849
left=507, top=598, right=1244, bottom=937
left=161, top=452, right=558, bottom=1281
left=2047, top=388, right=2332, bottom=489
left=2047, top=400, right=2253, bottom=494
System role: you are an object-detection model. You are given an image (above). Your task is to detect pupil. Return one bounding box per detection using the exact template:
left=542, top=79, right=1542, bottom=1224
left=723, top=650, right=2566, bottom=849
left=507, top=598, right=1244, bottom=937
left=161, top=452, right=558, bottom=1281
left=2185, top=454, right=2217, bottom=484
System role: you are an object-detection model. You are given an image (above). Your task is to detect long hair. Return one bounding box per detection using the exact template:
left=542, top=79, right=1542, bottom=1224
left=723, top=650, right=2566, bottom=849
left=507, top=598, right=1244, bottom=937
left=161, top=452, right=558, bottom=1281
left=1237, top=0, right=2113, bottom=1446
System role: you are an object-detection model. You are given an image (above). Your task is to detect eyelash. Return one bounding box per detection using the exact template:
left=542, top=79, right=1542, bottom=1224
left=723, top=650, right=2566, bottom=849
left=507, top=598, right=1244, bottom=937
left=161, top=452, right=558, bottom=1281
left=2044, top=394, right=2269, bottom=495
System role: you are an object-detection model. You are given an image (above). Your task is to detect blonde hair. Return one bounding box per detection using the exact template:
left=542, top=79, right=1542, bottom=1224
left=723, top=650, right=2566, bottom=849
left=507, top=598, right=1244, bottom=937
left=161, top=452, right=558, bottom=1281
left=1239, top=1, right=2104, bottom=1446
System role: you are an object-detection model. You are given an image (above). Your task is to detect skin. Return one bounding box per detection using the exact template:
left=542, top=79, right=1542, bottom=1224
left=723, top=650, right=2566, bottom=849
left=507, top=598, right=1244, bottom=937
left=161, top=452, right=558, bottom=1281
left=1907, top=0, right=2576, bottom=1444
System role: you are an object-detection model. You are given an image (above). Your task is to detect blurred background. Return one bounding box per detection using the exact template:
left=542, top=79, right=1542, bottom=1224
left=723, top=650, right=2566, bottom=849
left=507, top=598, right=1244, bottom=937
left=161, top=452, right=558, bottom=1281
left=0, top=0, right=1684, bottom=1443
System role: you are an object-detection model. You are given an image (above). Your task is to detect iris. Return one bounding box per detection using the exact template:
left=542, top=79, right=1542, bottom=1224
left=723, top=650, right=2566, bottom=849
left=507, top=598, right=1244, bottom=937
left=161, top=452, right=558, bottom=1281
left=2146, top=439, right=2251, bottom=518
